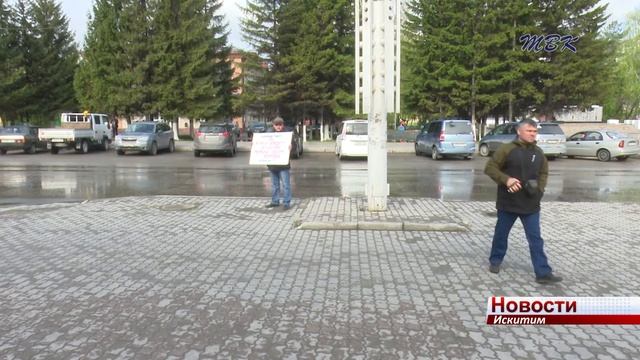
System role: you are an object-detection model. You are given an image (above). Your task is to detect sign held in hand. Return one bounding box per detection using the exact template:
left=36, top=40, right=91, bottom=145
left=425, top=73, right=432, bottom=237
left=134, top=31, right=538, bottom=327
left=250, top=132, right=293, bottom=165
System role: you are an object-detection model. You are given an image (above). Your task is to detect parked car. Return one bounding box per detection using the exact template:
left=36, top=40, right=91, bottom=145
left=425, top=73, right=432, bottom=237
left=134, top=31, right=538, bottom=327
left=114, top=121, right=175, bottom=155
left=479, top=121, right=566, bottom=159
left=479, top=122, right=518, bottom=157
left=0, top=124, right=47, bottom=155
left=536, top=122, right=566, bottom=159
left=39, top=112, right=112, bottom=154
left=193, top=122, right=238, bottom=157
left=415, top=119, right=475, bottom=160
left=247, top=122, right=267, bottom=141
left=335, top=119, right=368, bottom=159
left=565, top=130, right=640, bottom=161
left=285, top=125, right=303, bottom=159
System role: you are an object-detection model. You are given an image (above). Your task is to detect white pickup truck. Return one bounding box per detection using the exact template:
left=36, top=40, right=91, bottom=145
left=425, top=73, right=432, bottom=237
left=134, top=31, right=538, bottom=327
left=39, top=113, right=113, bottom=154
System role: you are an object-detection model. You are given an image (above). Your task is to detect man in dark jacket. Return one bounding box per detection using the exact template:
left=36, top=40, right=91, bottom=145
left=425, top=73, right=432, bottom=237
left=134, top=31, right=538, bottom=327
left=484, top=119, right=562, bottom=284
left=265, top=117, right=292, bottom=210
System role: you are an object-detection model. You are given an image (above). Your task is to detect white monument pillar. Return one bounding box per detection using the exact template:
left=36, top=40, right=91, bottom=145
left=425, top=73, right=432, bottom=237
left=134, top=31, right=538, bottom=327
left=356, top=0, right=401, bottom=211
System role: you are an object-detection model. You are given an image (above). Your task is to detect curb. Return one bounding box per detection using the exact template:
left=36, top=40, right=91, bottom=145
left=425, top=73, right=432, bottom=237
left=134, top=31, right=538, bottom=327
left=296, top=221, right=467, bottom=232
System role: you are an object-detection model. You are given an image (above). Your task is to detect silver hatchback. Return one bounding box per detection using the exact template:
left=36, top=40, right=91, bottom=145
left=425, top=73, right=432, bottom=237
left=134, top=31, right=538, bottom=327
left=193, top=123, right=237, bottom=157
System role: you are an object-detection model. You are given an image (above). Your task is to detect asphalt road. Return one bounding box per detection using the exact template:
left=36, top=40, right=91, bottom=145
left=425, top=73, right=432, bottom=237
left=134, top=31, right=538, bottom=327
left=1, top=149, right=640, bottom=207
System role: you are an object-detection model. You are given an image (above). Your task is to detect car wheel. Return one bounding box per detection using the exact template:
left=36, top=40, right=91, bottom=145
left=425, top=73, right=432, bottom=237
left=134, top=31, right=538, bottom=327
left=168, top=140, right=175, bottom=153
left=479, top=144, right=490, bottom=157
left=117, top=149, right=125, bottom=156
left=415, top=143, right=421, bottom=156
left=81, top=140, right=89, bottom=154
left=0, top=149, right=7, bottom=155
left=25, top=143, right=36, bottom=154
left=51, top=147, right=59, bottom=154
left=464, top=155, right=472, bottom=160
left=103, top=138, right=110, bottom=151
left=547, top=156, right=556, bottom=161
left=431, top=147, right=441, bottom=160
left=617, top=156, right=629, bottom=161
left=596, top=149, right=610, bottom=162
left=567, top=155, right=575, bottom=159
left=149, top=142, right=158, bottom=156
left=194, top=150, right=200, bottom=157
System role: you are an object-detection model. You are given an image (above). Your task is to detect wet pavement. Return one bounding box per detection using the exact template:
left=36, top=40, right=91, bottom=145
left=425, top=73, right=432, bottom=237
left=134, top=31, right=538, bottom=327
left=1, top=151, right=640, bottom=207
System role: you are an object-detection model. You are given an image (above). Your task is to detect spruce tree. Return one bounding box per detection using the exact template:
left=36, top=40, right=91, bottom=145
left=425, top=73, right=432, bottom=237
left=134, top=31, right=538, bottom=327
left=10, top=0, right=38, bottom=122
left=0, top=0, right=24, bottom=123
left=529, top=0, right=613, bottom=120
left=148, top=0, right=232, bottom=133
left=240, top=0, right=286, bottom=118
left=602, top=11, right=640, bottom=120
left=28, top=0, right=79, bottom=124
left=74, top=0, right=124, bottom=116
left=279, top=0, right=354, bottom=120
left=402, top=0, right=471, bottom=119
left=112, top=0, right=153, bottom=119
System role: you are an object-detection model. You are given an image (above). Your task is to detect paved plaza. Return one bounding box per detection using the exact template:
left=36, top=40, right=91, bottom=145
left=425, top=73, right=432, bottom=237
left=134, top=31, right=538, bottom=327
left=1, top=196, right=639, bottom=359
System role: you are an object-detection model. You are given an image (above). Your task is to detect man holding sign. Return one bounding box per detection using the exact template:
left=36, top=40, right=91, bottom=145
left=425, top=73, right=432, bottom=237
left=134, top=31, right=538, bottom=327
left=249, top=117, right=293, bottom=210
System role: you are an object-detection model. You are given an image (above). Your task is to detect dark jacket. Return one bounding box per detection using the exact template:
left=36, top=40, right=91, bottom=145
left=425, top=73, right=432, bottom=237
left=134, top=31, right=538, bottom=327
left=266, top=128, right=292, bottom=171
left=484, top=139, right=548, bottom=214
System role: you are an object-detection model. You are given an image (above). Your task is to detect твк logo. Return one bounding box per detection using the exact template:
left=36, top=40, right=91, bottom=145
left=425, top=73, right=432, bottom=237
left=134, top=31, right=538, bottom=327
left=519, top=34, right=579, bottom=53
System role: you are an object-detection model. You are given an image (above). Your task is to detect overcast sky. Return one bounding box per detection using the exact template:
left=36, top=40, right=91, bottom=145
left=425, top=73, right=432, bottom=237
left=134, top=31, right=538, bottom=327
left=13, top=0, right=640, bottom=50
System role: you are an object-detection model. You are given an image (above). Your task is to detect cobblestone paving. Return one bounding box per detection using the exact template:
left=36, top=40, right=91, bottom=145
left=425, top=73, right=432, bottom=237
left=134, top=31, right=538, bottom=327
left=1, top=196, right=639, bottom=359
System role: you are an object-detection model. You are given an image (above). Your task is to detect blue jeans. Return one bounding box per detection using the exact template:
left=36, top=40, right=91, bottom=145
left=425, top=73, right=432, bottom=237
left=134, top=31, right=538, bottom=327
left=489, top=210, right=552, bottom=278
left=269, top=169, right=291, bottom=205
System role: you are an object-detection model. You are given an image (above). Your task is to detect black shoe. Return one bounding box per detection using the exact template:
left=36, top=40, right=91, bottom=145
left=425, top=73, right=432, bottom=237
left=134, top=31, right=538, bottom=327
left=265, top=203, right=279, bottom=208
left=535, top=273, right=563, bottom=284
left=283, top=204, right=291, bottom=210
left=489, top=264, right=500, bottom=274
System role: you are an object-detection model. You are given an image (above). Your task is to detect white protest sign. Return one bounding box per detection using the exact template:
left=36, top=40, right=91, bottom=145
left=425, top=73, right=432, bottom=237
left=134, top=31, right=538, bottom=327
left=249, top=132, right=293, bottom=165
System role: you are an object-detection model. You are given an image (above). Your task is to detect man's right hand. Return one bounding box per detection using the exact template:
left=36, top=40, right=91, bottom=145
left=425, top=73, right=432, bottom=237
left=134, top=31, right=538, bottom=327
left=506, top=177, right=522, bottom=193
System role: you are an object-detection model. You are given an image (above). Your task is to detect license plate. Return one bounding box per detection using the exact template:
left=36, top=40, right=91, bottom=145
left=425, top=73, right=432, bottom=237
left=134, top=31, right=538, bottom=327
left=546, top=139, right=559, bottom=144
left=52, top=139, right=64, bottom=143
left=454, top=143, right=467, bottom=147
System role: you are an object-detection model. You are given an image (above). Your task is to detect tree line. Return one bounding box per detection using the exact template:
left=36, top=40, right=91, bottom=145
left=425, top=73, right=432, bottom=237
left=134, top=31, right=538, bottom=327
left=1, top=0, right=639, bottom=128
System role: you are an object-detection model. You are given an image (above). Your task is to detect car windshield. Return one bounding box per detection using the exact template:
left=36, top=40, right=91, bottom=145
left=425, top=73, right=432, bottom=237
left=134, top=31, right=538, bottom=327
left=0, top=126, right=27, bottom=134
left=200, top=125, right=227, bottom=133
left=126, top=123, right=154, bottom=133
left=444, top=121, right=472, bottom=134
left=539, top=124, right=564, bottom=134
left=345, top=123, right=367, bottom=135
left=606, top=131, right=626, bottom=139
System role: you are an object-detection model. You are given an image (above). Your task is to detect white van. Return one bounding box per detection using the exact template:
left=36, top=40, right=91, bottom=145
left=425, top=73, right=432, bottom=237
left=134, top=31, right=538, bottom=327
left=335, top=120, right=368, bottom=159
